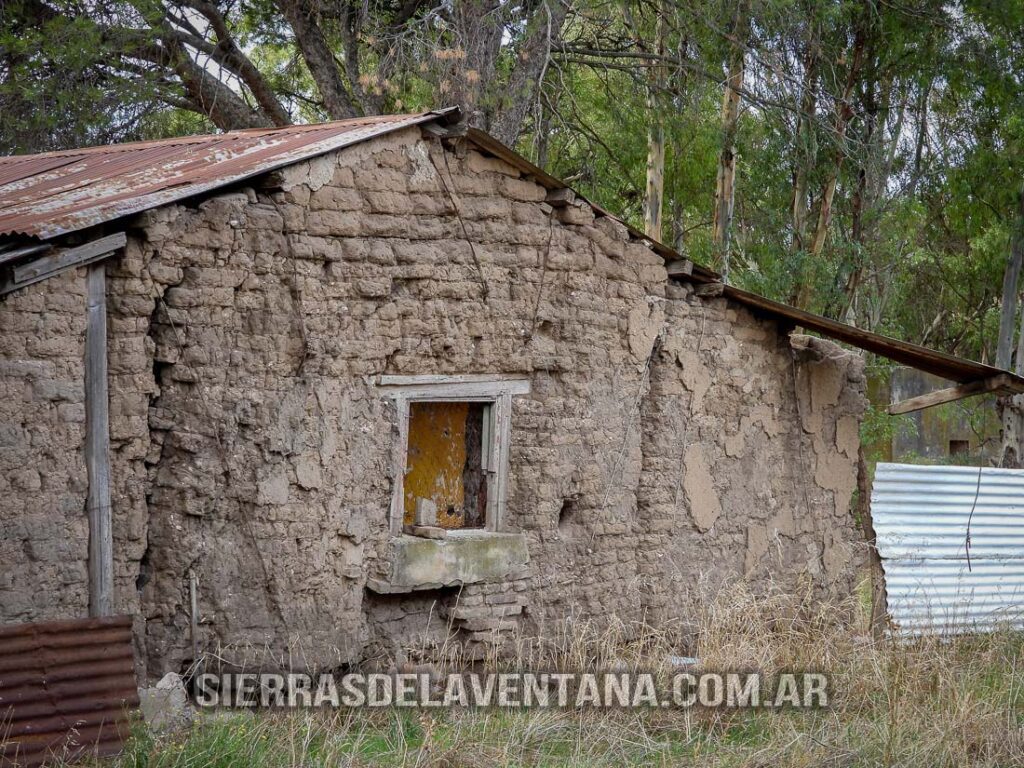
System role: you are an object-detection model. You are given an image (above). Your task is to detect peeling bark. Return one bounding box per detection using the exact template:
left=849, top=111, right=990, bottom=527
left=998, top=186, right=1024, bottom=467
left=642, top=2, right=668, bottom=241
left=791, top=18, right=820, bottom=254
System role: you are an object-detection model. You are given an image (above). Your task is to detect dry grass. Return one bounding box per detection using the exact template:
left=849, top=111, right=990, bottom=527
left=89, top=581, right=1024, bottom=767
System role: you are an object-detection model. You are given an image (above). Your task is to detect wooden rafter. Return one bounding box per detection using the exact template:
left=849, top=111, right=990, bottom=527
left=888, top=373, right=1023, bottom=415
left=0, top=232, right=126, bottom=297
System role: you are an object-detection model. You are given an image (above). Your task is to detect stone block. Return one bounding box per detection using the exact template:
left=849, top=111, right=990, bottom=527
left=368, top=532, right=530, bottom=593
left=138, top=672, right=193, bottom=732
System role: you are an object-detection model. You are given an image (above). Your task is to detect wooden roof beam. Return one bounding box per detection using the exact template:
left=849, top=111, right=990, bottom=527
left=888, top=373, right=1024, bottom=415
left=0, top=232, right=125, bottom=297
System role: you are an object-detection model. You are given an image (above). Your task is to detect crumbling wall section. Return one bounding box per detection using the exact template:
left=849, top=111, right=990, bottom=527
left=117, top=127, right=668, bottom=675
left=0, top=125, right=867, bottom=674
left=0, top=270, right=89, bottom=621
left=639, top=283, right=868, bottom=624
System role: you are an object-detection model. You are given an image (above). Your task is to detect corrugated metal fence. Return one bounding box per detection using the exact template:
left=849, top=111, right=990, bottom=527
left=0, top=615, right=138, bottom=767
left=872, top=462, right=1024, bottom=633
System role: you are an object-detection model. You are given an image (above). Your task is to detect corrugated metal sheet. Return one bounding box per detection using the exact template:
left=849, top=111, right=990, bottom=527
left=0, top=109, right=456, bottom=240
left=0, top=615, right=138, bottom=767
left=872, top=462, right=1024, bottom=634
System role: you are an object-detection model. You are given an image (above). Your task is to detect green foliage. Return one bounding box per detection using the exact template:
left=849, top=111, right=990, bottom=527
left=0, top=1, right=160, bottom=152
left=3, top=0, right=1024, bottom=375
left=862, top=401, right=917, bottom=465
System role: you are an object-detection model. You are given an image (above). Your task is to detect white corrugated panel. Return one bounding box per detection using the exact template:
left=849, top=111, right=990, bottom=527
left=871, top=462, right=1024, bottom=634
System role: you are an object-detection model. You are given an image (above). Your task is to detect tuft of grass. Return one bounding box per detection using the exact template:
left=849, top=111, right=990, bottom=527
left=61, top=582, right=1024, bottom=767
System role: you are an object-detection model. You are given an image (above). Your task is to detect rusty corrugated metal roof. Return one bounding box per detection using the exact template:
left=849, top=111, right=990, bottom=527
left=0, top=615, right=139, bottom=767
left=0, top=109, right=457, bottom=240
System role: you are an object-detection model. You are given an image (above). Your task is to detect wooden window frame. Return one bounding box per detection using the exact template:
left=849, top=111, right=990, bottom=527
left=377, top=375, right=530, bottom=535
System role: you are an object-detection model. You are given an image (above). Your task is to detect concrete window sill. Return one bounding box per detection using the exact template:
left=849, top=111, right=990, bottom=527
left=366, top=531, right=530, bottom=594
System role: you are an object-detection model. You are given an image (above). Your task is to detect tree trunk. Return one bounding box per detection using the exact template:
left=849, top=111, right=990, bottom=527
left=842, top=71, right=894, bottom=324
left=808, top=5, right=870, bottom=259
left=795, top=3, right=870, bottom=308
left=996, top=185, right=1024, bottom=370
left=448, top=0, right=504, bottom=130
left=488, top=0, right=569, bottom=146
left=713, top=1, right=747, bottom=282
left=642, top=2, right=668, bottom=241
left=279, top=0, right=362, bottom=119
left=906, top=78, right=931, bottom=196
left=791, top=18, right=820, bottom=254
left=671, top=197, right=687, bottom=253
left=167, top=42, right=274, bottom=130
left=644, top=122, right=666, bottom=241
left=998, top=186, right=1024, bottom=467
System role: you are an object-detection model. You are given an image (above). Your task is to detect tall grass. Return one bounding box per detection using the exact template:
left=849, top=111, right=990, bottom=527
left=79, top=582, right=1024, bottom=767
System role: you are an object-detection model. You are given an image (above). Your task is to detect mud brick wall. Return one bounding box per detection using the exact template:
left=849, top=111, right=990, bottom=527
left=638, top=286, right=866, bottom=622
left=0, top=126, right=867, bottom=677
left=0, top=270, right=89, bottom=621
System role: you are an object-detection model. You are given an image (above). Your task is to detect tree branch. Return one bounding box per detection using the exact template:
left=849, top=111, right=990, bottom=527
left=278, top=0, right=361, bottom=119
left=181, top=0, right=292, bottom=125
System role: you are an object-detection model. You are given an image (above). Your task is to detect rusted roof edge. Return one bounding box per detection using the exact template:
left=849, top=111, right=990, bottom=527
left=8, top=108, right=460, bottom=241
left=724, top=284, right=1024, bottom=389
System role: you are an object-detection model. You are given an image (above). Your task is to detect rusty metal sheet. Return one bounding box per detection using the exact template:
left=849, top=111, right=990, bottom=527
left=0, top=616, right=139, bottom=767
left=0, top=109, right=458, bottom=240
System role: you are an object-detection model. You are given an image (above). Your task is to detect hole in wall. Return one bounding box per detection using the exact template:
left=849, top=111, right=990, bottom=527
left=135, top=546, right=152, bottom=592
left=536, top=319, right=557, bottom=338
left=558, top=497, right=579, bottom=537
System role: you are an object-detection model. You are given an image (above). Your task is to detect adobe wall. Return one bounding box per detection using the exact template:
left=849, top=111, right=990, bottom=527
left=0, top=269, right=89, bottom=621
left=0, top=126, right=867, bottom=677
left=640, top=293, right=865, bottom=621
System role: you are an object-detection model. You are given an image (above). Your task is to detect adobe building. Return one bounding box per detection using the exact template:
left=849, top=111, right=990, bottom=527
left=1, top=108, right=1018, bottom=679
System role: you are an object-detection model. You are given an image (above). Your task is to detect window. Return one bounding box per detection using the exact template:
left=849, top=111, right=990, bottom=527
left=405, top=401, right=488, bottom=528
left=378, top=375, right=530, bottom=534
left=949, top=439, right=970, bottom=457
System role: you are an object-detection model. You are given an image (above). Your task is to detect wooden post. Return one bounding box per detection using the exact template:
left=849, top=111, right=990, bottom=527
left=86, top=262, right=113, bottom=617
left=189, top=570, right=199, bottom=660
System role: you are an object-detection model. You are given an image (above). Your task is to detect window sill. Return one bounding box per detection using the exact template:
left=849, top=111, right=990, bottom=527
left=366, top=531, right=530, bottom=594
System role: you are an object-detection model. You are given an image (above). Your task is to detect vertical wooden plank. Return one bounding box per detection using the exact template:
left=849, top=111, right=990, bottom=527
left=484, top=398, right=501, bottom=530
left=189, top=569, right=199, bottom=659
left=491, top=392, right=513, bottom=532
left=391, top=397, right=410, bottom=535
left=86, top=262, right=113, bottom=617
